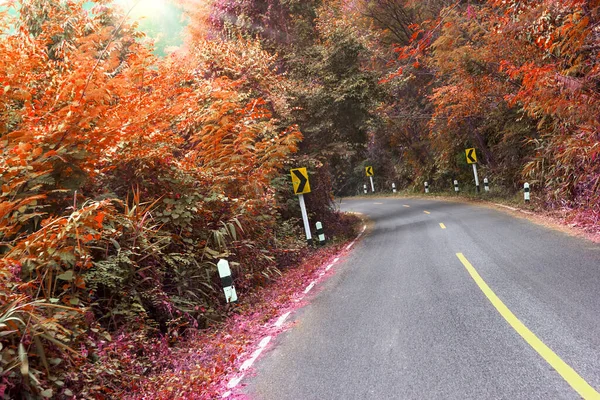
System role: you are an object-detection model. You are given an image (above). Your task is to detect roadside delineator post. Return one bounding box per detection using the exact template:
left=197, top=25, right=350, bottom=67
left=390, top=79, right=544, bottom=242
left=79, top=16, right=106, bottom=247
left=315, top=221, right=326, bottom=245
left=392, top=183, right=397, bottom=194
left=217, top=259, right=238, bottom=303
left=425, top=181, right=430, bottom=194
left=484, top=178, right=490, bottom=192
left=363, top=184, right=368, bottom=194
left=454, top=180, right=459, bottom=193
left=524, top=182, right=530, bottom=203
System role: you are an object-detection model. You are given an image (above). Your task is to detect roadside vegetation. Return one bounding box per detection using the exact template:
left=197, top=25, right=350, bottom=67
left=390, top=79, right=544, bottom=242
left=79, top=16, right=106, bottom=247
left=1, top=0, right=598, bottom=398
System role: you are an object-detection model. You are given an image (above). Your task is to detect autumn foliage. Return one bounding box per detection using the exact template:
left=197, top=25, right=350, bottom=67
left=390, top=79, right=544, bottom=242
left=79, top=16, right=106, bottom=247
left=1, top=0, right=599, bottom=397
left=0, top=0, right=317, bottom=397
left=364, top=0, right=599, bottom=228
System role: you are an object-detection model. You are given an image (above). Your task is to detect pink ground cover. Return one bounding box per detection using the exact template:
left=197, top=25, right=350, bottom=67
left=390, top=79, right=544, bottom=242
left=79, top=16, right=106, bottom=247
left=126, top=242, right=355, bottom=400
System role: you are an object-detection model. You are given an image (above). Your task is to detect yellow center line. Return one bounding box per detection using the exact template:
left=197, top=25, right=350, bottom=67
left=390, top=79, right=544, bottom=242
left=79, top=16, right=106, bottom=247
left=403, top=205, right=410, bottom=208
left=440, top=223, right=446, bottom=229
left=456, top=253, right=600, bottom=399
left=374, top=202, right=383, bottom=205
left=423, top=211, right=431, bottom=214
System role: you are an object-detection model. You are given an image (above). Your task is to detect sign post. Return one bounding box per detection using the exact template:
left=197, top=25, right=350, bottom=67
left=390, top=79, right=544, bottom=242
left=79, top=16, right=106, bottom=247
left=290, top=168, right=312, bottom=244
left=465, top=148, right=480, bottom=193
left=365, top=166, right=375, bottom=193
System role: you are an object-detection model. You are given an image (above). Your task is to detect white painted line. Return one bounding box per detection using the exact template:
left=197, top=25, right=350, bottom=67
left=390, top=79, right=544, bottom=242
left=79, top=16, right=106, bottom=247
left=274, top=312, right=291, bottom=328
left=258, top=336, right=272, bottom=348
left=346, top=226, right=366, bottom=250
left=222, top=391, right=232, bottom=398
left=333, top=257, right=340, bottom=263
left=325, top=263, right=334, bottom=271
left=304, top=282, right=316, bottom=294
left=240, top=336, right=272, bottom=371
left=227, top=374, right=245, bottom=389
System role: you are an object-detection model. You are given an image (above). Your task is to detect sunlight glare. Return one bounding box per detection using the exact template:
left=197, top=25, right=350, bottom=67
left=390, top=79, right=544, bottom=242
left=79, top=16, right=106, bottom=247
left=117, top=0, right=169, bottom=19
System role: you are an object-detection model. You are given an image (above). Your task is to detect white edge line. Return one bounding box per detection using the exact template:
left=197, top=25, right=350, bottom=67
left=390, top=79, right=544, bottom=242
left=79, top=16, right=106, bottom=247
left=274, top=312, right=291, bottom=328
left=227, top=374, right=245, bottom=389
left=304, top=282, right=316, bottom=294
left=259, top=336, right=272, bottom=348
left=223, top=225, right=367, bottom=397
left=347, top=225, right=366, bottom=250
left=240, top=336, right=272, bottom=371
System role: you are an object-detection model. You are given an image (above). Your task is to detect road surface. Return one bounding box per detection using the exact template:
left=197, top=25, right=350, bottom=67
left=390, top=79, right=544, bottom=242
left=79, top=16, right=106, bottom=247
left=244, top=197, right=600, bottom=399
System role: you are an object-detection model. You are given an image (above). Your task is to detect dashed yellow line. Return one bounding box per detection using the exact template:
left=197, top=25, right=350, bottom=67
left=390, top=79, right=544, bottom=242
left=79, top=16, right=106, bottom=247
left=456, top=253, right=600, bottom=399
left=440, top=223, right=446, bottom=229
left=403, top=205, right=410, bottom=208
left=423, top=211, right=431, bottom=214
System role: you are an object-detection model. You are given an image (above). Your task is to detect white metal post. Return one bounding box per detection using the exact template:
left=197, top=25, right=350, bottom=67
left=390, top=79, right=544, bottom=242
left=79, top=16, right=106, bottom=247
left=363, top=184, right=367, bottom=194
left=425, top=182, right=429, bottom=193
left=484, top=178, right=489, bottom=192
left=298, top=194, right=312, bottom=243
left=472, top=164, right=480, bottom=193
left=392, top=183, right=396, bottom=193
left=369, top=176, right=375, bottom=193
left=454, top=180, right=459, bottom=193
left=524, top=182, right=530, bottom=202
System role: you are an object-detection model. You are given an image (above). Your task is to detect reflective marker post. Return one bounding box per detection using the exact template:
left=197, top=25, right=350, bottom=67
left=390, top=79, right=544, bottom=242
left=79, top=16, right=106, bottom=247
left=425, top=181, right=430, bottom=194
left=484, top=178, right=490, bottom=192
left=454, top=180, right=460, bottom=193
left=217, top=259, right=238, bottom=303
left=315, top=221, right=326, bottom=245
left=392, top=183, right=397, bottom=193
left=363, top=184, right=368, bottom=194
left=524, top=182, right=530, bottom=203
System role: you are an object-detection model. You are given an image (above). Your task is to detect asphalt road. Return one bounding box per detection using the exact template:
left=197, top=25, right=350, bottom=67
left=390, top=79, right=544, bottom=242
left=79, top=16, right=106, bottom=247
left=244, top=197, right=600, bottom=399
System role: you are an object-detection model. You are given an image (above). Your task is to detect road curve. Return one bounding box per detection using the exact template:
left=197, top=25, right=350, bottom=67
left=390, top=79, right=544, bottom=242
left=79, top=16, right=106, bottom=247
left=244, top=197, right=600, bottom=399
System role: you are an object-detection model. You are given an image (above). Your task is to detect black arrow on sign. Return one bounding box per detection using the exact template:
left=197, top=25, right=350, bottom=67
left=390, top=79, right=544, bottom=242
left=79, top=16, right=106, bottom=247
left=292, top=169, right=308, bottom=193
left=367, top=167, right=373, bottom=176
left=466, top=149, right=477, bottom=163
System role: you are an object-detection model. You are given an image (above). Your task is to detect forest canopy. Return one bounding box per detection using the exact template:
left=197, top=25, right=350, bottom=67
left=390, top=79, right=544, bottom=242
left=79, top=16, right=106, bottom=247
left=1, top=0, right=598, bottom=398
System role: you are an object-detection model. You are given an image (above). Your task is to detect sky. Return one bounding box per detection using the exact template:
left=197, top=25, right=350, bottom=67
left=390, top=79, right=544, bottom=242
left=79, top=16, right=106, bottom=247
left=109, top=0, right=187, bottom=55
left=0, top=0, right=186, bottom=56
